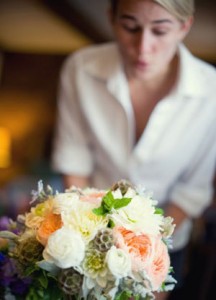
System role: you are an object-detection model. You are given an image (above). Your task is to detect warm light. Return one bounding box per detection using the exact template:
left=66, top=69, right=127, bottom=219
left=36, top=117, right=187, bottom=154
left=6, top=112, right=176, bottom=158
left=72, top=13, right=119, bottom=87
left=0, top=127, right=11, bottom=168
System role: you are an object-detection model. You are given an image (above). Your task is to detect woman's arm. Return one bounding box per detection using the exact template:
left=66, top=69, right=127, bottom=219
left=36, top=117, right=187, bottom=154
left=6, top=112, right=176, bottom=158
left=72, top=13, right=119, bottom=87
left=165, top=202, right=189, bottom=229
left=63, top=175, right=90, bottom=189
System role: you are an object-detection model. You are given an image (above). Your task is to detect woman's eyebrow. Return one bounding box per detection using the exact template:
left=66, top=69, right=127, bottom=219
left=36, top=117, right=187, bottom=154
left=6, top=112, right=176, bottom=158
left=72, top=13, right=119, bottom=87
left=119, top=14, right=136, bottom=21
left=119, top=14, right=173, bottom=25
left=152, top=19, right=173, bottom=24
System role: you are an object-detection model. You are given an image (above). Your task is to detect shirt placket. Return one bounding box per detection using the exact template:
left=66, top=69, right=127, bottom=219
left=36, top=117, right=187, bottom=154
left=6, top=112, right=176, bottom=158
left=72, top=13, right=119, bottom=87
left=131, top=98, right=175, bottom=163
left=107, top=71, right=136, bottom=159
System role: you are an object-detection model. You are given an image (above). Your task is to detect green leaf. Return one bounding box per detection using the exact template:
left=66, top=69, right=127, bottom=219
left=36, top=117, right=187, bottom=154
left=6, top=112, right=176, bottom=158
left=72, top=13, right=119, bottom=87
left=92, top=206, right=107, bottom=216
left=113, top=197, right=132, bottom=209
left=48, top=284, right=63, bottom=299
left=92, top=190, right=115, bottom=216
left=38, top=289, right=45, bottom=297
left=23, top=264, right=39, bottom=276
left=37, top=260, right=60, bottom=276
left=115, top=290, right=132, bottom=300
left=155, top=207, right=164, bottom=215
left=26, top=286, right=44, bottom=300
left=108, top=219, right=115, bottom=228
left=38, top=272, right=48, bottom=289
left=93, top=190, right=132, bottom=217
left=103, top=191, right=115, bottom=211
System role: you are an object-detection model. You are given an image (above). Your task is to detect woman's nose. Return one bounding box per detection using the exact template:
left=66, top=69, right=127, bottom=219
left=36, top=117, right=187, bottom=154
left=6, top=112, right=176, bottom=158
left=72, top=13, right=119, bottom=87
left=136, top=30, right=153, bottom=54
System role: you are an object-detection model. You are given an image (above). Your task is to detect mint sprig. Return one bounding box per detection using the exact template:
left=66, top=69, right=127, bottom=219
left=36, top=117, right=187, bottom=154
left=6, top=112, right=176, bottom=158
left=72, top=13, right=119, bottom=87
left=155, top=207, right=164, bottom=215
left=93, top=191, right=132, bottom=216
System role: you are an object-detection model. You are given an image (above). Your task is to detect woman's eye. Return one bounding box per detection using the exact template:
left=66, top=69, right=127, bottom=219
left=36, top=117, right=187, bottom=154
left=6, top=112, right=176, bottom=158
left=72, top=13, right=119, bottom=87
left=122, top=24, right=141, bottom=33
left=153, top=29, right=168, bottom=36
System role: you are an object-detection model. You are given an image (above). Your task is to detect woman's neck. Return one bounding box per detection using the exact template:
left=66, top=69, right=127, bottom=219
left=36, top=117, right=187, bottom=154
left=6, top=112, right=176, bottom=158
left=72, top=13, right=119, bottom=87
left=128, top=54, right=179, bottom=142
left=128, top=54, right=179, bottom=98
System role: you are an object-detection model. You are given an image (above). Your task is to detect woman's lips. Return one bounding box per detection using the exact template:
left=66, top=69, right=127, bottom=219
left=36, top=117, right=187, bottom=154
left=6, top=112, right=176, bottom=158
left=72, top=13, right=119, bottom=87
left=135, top=60, right=149, bottom=70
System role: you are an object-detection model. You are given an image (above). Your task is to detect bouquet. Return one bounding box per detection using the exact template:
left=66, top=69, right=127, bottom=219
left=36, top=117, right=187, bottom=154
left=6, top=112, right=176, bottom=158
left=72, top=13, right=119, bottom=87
left=0, top=180, right=176, bottom=300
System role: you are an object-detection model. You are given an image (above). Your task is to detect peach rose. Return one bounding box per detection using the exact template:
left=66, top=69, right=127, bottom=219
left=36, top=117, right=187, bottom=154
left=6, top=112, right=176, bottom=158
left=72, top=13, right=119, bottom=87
left=114, top=227, right=170, bottom=291
left=36, top=212, right=63, bottom=246
left=146, top=237, right=170, bottom=291
left=114, top=227, right=154, bottom=272
left=80, top=191, right=106, bottom=205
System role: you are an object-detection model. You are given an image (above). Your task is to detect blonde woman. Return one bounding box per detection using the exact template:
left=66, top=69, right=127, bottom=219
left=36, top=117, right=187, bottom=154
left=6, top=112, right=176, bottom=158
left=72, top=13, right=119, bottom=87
left=52, top=1, right=216, bottom=299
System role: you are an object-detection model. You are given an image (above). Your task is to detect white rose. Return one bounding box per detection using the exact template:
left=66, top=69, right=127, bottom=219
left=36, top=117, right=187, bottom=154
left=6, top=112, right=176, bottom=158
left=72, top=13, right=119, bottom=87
left=106, top=246, right=131, bottom=278
left=43, top=227, right=85, bottom=268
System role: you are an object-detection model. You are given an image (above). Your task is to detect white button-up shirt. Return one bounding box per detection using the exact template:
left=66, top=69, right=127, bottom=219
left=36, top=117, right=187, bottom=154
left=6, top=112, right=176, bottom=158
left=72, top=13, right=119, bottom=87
left=52, top=43, right=216, bottom=250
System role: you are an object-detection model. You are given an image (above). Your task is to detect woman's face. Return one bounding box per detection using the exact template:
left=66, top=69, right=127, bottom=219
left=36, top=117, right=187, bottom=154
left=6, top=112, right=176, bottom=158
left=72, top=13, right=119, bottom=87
left=110, top=0, right=192, bottom=80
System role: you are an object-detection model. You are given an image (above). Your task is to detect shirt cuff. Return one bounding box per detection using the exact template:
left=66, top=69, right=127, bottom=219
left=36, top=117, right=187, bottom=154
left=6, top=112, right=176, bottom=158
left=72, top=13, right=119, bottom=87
left=51, top=145, right=93, bottom=176
left=170, top=183, right=213, bottom=218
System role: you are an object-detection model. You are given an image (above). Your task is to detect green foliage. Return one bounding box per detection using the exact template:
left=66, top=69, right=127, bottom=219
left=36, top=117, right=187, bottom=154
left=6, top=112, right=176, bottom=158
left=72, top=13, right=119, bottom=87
left=37, top=260, right=60, bottom=276
left=160, top=282, right=166, bottom=292
left=25, top=271, right=63, bottom=300
left=23, top=264, right=40, bottom=277
left=154, top=207, right=164, bottom=215
left=93, top=191, right=132, bottom=216
left=108, top=219, right=115, bottom=228
left=115, top=290, right=132, bottom=300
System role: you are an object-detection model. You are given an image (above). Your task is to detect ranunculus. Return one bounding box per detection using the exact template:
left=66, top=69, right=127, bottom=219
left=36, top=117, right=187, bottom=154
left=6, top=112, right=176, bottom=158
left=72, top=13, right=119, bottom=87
left=106, top=246, right=131, bottom=278
left=146, top=237, right=170, bottom=291
left=36, top=212, right=63, bottom=246
left=113, top=227, right=154, bottom=272
left=43, top=227, right=85, bottom=268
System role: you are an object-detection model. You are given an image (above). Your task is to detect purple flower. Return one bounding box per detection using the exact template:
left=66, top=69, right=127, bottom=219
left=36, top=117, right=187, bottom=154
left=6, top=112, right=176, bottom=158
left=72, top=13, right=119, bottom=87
left=0, top=256, right=17, bottom=285
left=0, top=216, right=20, bottom=235
left=10, top=277, right=32, bottom=295
left=0, top=254, right=31, bottom=296
left=0, top=216, right=11, bottom=230
left=0, top=252, right=5, bottom=263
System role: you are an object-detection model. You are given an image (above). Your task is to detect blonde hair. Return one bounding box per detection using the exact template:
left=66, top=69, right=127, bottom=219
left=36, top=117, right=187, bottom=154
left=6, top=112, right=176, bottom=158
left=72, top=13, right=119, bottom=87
left=110, top=0, right=195, bottom=21
left=154, top=0, right=195, bottom=21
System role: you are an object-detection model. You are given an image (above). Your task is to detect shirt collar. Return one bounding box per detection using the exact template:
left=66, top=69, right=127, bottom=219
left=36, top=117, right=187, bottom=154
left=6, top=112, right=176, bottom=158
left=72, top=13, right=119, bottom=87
left=84, top=43, right=131, bottom=108
left=84, top=42, right=206, bottom=101
left=84, top=43, right=122, bottom=81
left=175, top=44, right=206, bottom=98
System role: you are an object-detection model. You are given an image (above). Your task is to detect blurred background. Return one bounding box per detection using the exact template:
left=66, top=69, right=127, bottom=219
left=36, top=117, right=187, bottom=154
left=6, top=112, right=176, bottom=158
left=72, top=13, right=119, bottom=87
left=0, top=0, right=215, bottom=298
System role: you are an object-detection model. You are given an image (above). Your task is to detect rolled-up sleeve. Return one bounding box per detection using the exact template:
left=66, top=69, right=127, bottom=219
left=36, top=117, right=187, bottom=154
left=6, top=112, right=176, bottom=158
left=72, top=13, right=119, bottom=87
left=52, top=55, right=93, bottom=175
left=170, top=125, right=216, bottom=217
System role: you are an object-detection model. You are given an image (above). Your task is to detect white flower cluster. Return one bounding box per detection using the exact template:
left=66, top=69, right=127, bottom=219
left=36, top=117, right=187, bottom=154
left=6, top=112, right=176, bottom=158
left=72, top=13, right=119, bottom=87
left=23, top=181, right=176, bottom=299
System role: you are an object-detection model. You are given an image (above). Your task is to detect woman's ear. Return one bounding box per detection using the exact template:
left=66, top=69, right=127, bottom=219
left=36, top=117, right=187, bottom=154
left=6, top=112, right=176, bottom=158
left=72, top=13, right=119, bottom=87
left=180, top=16, right=194, bottom=40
